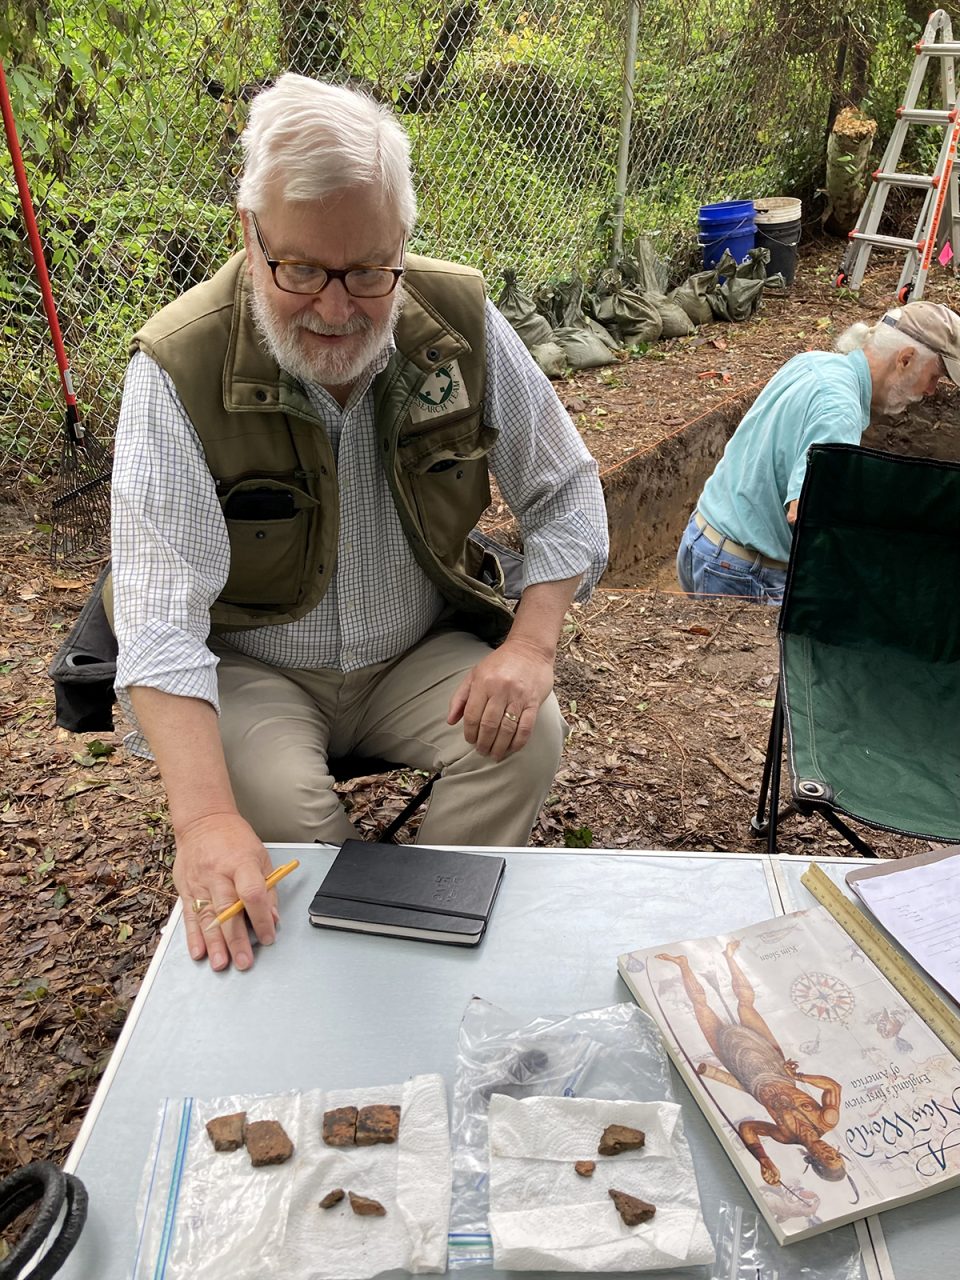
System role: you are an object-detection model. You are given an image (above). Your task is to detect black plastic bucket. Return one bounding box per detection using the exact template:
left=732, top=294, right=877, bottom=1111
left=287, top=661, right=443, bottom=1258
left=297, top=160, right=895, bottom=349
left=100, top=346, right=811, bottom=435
left=754, top=197, right=801, bottom=285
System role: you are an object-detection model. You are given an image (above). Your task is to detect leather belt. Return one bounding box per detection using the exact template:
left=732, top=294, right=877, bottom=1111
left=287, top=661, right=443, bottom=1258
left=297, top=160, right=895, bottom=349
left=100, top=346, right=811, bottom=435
left=694, top=511, right=788, bottom=571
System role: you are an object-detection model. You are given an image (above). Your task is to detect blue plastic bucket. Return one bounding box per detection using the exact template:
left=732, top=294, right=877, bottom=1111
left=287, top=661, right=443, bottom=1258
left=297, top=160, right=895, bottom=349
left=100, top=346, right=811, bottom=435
left=698, top=199, right=756, bottom=271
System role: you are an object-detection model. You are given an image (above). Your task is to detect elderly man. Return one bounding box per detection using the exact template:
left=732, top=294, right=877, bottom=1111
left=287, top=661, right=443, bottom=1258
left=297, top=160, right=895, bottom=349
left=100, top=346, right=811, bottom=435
left=110, top=74, right=608, bottom=972
left=677, top=301, right=960, bottom=602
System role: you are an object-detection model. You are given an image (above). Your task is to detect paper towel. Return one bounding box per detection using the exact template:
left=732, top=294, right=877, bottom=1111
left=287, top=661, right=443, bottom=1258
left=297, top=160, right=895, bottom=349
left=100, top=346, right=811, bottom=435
left=281, top=1073, right=451, bottom=1278
left=487, top=1094, right=715, bottom=1271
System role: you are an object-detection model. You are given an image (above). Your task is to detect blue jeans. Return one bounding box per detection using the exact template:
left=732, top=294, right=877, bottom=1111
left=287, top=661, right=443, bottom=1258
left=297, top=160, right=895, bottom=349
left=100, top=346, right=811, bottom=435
left=676, top=511, right=786, bottom=605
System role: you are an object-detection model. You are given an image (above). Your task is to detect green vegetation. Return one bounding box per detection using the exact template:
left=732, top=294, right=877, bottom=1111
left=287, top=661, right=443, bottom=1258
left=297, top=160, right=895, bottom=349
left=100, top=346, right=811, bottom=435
left=0, top=0, right=924, bottom=473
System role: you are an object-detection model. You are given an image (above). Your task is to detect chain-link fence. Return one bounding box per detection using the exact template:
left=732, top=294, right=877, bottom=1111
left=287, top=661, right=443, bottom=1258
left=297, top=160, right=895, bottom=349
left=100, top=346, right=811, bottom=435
left=1, top=0, right=916, bottom=481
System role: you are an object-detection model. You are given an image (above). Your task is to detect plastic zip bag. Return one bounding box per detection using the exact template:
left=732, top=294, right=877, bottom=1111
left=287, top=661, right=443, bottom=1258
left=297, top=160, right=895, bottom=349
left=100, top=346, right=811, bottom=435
left=133, top=1090, right=301, bottom=1280
left=133, top=1076, right=451, bottom=1280
left=710, top=1202, right=865, bottom=1280
left=447, top=998, right=674, bottom=1268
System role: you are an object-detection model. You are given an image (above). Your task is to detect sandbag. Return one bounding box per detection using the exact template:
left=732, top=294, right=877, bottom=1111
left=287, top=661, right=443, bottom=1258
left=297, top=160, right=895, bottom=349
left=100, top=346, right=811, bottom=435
left=708, top=247, right=784, bottom=323
left=647, top=291, right=696, bottom=338
left=533, top=281, right=565, bottom=328
left=591, top=269, right=662, bottom=345
left=530, top=340, right=567, bottom=378
left=552, top=323, right=619, bottom=369
left=496, top=268, right=555, bottom=349
left=621, top=236, right=670, bottom=295
left=552, top=278, right=620, bottom=370
left=669, top=269, right=718, bottom=326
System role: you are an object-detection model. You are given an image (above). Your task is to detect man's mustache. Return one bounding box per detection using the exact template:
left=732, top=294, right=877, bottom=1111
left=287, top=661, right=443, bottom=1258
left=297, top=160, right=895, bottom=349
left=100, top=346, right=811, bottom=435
left=298, top=313, right=372, bottom=337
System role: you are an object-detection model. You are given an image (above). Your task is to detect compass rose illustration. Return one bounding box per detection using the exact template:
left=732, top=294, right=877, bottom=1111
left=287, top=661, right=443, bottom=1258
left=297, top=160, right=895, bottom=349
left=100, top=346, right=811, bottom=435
left=790, top=970, right=855, bottom=1022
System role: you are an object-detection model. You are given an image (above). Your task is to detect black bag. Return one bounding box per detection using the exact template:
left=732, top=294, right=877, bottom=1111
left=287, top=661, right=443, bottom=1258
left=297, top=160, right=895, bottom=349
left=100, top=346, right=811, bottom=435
left=48, top=565, right=117, bottom=732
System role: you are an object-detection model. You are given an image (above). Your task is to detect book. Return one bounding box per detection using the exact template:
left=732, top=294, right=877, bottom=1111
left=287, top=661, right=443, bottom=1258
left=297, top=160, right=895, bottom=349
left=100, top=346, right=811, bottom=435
left=618, top=907, right=960, bottom=1245
left=308, top=839, right=505, bottom=946
left=846, top=848, right=960, bottom=1004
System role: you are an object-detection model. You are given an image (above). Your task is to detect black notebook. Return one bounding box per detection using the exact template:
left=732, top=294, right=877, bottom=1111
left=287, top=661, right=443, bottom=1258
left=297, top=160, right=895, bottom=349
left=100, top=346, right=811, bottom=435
left=308, top=840, right=505, bottom=946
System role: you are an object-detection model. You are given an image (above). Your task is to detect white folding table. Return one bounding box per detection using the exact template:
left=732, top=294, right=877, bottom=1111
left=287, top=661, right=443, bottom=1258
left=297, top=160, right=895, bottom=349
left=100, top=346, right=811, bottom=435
left=49, top=848, right=959, bottom=1279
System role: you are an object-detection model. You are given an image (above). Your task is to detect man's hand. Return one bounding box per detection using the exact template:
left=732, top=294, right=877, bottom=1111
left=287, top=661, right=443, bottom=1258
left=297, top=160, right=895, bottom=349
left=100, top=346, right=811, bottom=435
left=447, top=638, right=555, bottom=761
left=173, top=811, right=278, bottom=972
left=128, top=687, right=278, bottom=973
left=446, top=574, right=581, bottom=761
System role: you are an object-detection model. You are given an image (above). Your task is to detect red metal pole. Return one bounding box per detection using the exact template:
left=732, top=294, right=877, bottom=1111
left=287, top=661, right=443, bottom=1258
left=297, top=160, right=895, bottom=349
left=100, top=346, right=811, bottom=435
left=0, top=58, right=83, bottom=436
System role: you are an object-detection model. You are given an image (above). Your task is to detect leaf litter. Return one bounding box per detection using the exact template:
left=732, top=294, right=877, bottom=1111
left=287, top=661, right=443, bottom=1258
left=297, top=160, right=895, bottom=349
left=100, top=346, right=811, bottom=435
left=0, top=238, right=952, bottom=1176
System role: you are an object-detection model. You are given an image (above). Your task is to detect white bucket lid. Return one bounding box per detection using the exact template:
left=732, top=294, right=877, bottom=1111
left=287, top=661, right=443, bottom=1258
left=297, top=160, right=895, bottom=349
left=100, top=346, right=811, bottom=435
left=754, top=196, right=802, bottom=224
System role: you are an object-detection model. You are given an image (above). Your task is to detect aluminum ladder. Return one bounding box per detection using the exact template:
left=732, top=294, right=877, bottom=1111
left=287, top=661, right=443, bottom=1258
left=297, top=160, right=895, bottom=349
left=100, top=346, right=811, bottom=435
left=836, top=7, right=960, bottom=302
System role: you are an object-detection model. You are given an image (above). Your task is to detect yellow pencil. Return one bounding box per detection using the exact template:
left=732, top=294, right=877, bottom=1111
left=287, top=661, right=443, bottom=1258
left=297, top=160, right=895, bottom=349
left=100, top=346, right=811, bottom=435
left=207, top=858, right=301, bottom=929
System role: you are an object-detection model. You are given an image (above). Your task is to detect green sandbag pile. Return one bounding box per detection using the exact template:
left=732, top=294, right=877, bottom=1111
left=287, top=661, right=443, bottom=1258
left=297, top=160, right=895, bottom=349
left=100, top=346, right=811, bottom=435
left=613, top=238, right=696, bottom=340
left=495, top=241, right=784, bottom=377
left=704, top=247, right=785, bottom=322
left=536, top=278, right=620, bottom=371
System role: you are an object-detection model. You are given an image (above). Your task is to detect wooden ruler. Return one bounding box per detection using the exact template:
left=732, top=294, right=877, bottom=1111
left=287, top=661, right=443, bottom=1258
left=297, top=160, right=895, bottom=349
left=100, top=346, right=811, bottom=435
left=800, top=862, right=960, bottom=1059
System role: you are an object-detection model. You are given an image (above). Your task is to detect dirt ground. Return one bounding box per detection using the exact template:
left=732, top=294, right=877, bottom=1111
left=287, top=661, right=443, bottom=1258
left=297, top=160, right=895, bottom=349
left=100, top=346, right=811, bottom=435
left=2, top=236, right=958, bottom=1179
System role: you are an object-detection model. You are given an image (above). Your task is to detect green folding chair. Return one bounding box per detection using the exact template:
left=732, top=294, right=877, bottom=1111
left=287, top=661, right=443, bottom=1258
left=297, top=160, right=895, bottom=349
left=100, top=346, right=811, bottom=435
left=753, top=442, right=960, bottom=856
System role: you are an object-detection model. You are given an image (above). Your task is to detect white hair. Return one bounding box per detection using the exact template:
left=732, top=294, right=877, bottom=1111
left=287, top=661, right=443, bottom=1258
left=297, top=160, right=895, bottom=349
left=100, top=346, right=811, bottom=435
left=835, top=311, right=938, bottom=365
left=237, top=74, right=417, bottom=230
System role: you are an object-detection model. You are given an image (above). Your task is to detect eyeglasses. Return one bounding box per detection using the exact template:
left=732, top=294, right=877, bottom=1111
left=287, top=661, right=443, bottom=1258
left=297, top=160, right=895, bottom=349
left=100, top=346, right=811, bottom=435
left=250, top=213, right=405, bottom=298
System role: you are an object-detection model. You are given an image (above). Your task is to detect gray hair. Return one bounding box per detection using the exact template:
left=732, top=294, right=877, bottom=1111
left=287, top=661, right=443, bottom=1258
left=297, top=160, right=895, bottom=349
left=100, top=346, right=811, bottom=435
left=237, top=74, right=417, bottom=231
left=835, top=311, right=938, bottom=364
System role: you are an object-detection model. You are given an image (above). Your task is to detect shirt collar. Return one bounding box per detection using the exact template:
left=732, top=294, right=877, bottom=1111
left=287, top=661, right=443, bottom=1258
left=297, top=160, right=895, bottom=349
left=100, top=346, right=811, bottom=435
left=299, top=336, right=396, bottom=414
left=850, top=347, right=872, bottom=421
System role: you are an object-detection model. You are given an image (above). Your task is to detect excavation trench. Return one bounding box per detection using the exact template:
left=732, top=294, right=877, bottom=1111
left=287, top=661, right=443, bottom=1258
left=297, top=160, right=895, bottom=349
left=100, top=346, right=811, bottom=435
left=602, top=390, right=960, bottom=589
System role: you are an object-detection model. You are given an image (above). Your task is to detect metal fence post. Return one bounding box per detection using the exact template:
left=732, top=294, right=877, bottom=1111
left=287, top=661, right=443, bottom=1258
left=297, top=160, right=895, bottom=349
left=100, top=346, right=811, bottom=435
left=612, top=0, right=640, bottom=261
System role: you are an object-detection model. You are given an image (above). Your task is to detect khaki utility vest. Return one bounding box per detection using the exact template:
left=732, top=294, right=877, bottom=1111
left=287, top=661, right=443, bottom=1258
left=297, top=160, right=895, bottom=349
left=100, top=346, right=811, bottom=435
left=130, top=251, right=513, bottom=640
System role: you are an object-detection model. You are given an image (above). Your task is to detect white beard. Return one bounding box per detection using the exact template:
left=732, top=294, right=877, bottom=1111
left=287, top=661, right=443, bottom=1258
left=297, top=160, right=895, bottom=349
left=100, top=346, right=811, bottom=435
left=250, top=284, right=403, bottom=389
left=879, top=386, right=923, bottom=416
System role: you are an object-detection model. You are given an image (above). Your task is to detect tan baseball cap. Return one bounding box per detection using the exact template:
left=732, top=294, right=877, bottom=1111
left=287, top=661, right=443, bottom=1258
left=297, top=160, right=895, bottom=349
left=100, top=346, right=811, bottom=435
left=882, top=301, right=960, bottom=384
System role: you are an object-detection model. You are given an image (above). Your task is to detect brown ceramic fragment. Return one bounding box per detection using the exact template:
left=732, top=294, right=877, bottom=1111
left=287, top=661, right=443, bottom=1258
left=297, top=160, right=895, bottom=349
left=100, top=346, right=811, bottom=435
left=243, top=1119, right=294, bottom=1167
left=319, top=1188, right=345, bottom=1209
left=348, top=1191, right=387, bottom=1217
left=609, top=1188, right=656, bottom=1227
left=598, top=1123, right=646, bottom=1156
left=574, top=1160, right=596, bottom=1177
left=205, top=1111, right=246, bottom=1152
left=355, top=1104, right=401, bottom=1146
left=322, top=1106, right=358, bottom=1147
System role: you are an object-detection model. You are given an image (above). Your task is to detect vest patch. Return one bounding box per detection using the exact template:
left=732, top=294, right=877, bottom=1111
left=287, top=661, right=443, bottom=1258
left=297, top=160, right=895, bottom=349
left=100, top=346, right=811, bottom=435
left=409, top=359, right=469, bottom=423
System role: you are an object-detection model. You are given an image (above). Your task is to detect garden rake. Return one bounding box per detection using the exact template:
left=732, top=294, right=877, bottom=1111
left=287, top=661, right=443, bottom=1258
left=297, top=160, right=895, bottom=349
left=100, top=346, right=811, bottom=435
left=0, top=59, right=111, bottom=565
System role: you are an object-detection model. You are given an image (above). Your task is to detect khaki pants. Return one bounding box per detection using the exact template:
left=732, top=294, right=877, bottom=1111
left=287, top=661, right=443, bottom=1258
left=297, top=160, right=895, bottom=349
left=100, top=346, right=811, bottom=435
left=211, top=629, right=568, bottom=847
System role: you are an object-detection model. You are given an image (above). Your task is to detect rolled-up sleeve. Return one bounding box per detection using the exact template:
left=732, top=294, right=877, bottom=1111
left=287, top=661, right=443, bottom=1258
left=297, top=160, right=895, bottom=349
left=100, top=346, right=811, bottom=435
left=111, top=352, right=231, bottom=748
left=483, top=301, right=608, bottom=601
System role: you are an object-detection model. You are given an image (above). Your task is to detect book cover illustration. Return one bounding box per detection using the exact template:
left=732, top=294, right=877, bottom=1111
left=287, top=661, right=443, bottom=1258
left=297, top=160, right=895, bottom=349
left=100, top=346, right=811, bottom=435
left=618, top=908, right=960, bottom=1243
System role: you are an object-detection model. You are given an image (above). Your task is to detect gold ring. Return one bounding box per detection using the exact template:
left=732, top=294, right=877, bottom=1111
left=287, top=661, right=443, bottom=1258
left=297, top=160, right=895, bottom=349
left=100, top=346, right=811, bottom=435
left=191, top=897, right=212, bottom=914
left=503, top=711, right=519, bottom=723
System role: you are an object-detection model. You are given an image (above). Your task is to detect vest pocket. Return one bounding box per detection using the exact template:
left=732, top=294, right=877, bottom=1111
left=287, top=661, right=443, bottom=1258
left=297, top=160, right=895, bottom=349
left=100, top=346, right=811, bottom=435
left=219, top=479, right=315, bottom=607
left=398, top=416, right=495, bottom=560
left=464, top=536, right=505, bottom=593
